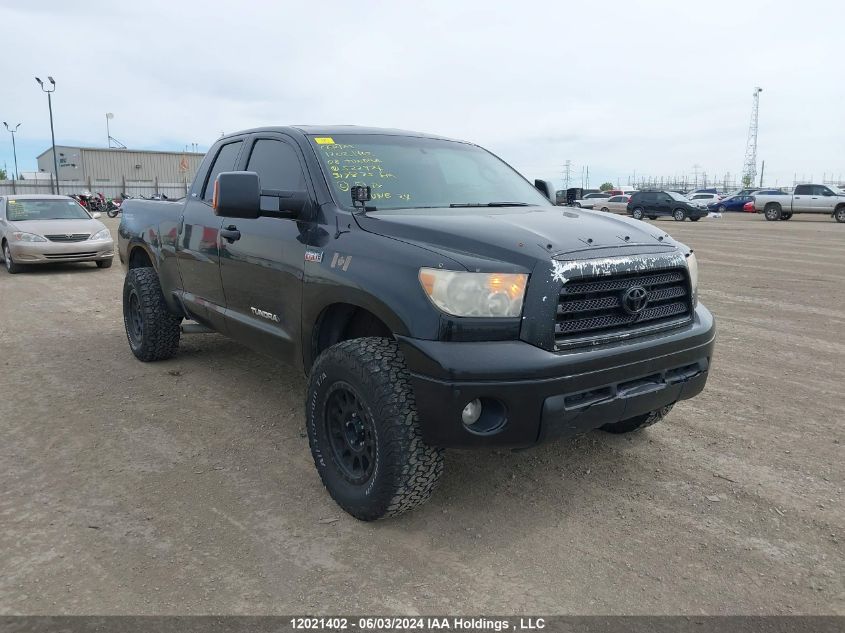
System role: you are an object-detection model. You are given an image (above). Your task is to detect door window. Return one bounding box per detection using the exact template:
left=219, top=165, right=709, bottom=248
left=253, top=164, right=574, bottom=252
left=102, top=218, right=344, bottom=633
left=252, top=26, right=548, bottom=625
left=246, top=139, right=306, bottom=191
left=202, top=141, right=243, bottom=202
left=793, top=185, right=811, bottom=195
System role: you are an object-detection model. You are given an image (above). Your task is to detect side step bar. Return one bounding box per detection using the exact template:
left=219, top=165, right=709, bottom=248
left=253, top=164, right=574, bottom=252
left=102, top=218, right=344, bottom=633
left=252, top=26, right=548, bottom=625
left=181, top=322, right=214, bottom=334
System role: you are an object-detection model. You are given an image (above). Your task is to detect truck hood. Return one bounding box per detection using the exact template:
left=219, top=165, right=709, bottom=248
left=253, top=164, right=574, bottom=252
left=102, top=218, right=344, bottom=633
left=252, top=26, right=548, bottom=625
left=8, top=218, right=106, bottom=237
left=354, top=206, right=681, bottom=271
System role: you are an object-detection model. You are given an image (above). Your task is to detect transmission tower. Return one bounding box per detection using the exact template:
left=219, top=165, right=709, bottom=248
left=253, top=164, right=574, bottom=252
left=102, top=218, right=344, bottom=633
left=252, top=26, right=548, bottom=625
left=562, top=160, right=574, bottom=188
left=741, top=87, right=762, bottom=187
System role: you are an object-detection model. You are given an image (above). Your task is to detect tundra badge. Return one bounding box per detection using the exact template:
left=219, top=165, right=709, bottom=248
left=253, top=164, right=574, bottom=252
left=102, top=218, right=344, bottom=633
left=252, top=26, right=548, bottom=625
left=250, top=307, right=280, bottom=323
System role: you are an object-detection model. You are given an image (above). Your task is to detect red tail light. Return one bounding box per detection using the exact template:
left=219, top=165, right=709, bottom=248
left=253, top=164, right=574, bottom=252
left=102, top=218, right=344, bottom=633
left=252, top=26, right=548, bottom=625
left=743, top=201, right=754, bottom=212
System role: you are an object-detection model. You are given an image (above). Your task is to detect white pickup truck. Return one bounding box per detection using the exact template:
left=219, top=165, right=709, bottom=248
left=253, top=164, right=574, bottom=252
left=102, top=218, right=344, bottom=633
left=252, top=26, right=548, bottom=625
left=754, top=183, right=845, bottom=222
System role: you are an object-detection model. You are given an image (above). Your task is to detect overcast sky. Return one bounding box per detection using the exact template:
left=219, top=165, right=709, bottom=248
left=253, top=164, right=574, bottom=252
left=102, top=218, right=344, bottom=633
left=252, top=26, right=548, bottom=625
left=1, top=0, right=843, bottom=188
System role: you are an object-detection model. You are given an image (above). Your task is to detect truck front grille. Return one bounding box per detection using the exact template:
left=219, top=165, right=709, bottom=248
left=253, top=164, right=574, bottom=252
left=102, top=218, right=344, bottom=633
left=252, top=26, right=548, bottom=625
left=45, top=234, right=90, bottom=243
left=555, top=268, right=692, bottom=345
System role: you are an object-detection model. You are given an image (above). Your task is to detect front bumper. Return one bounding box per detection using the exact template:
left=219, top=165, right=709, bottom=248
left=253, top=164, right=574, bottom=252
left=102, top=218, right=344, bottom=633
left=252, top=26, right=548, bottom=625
left=399, top=304, right=715, bottom=448
left=8, top=239, right=114, bottom=264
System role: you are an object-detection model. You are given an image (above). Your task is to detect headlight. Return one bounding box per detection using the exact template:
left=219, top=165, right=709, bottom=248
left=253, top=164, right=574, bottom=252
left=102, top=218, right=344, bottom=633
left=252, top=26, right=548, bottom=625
left=90, top=228, right=111, bottom=241
left=418, top=268, right=528, bottom=317
left=686, top=251, right=699, bottom=305
left=12, top=232, right=47, bottom=242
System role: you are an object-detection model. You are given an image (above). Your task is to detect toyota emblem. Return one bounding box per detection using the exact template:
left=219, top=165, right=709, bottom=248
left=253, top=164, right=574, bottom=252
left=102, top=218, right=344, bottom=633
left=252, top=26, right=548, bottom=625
left=622, top=286, right=649, bottom=315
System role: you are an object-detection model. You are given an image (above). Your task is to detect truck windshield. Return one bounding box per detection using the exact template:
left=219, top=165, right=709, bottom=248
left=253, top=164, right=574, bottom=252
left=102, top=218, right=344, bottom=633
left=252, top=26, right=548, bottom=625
left=6, top=198, right=91, bottom=221
left=309, top=134, right=551, bottom=210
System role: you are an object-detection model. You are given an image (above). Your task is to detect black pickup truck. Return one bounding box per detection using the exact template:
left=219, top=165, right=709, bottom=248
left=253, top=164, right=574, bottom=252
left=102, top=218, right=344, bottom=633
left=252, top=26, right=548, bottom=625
left=118, top=126, right=715, bottom=520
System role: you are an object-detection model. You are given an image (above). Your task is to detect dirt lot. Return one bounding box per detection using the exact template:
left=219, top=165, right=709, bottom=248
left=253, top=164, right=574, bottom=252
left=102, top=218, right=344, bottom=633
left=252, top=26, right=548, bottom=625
left=0, top=213, right=842, bottom=615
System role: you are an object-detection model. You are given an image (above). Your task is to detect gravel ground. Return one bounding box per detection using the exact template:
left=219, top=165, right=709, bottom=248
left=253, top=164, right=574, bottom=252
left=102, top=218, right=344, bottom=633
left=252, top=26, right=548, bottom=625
left=0, top=213, right=842, bottom=615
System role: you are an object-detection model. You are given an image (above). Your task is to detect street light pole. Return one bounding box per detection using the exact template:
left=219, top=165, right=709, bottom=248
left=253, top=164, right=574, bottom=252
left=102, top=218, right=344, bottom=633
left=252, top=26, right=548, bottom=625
left=106, top=112, right=114, bottom=148
left=2, top=122, right=20, bottom=181
left=35, top=76, right=60, bottom=194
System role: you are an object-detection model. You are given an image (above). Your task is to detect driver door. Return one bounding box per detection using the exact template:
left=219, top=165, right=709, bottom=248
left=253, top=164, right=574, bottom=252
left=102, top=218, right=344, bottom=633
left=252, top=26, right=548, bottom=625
left=218, top=135, right=311, bottom=364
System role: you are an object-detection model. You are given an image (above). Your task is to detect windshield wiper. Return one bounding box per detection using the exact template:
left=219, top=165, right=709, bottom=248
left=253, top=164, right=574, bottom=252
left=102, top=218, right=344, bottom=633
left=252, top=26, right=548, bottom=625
left=449, top=202, right=532, bottom=208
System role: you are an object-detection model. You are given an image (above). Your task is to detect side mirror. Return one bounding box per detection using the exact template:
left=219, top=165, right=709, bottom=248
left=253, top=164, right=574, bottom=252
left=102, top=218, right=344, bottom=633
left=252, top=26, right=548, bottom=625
left=213, top=171, right=261, bottom=219
left=92, top=212, right=102, bottom=219
left=534, top=179, right=554, bottom=202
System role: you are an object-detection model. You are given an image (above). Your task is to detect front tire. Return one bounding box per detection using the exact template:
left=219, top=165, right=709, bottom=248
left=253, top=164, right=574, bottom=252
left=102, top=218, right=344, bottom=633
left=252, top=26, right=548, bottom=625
left=601, top=405, right=674, bottom=434
left=673, top=208, right=686, bottom=221
left=717, top=205, right=726, bottom=213
left=122, top=267, right=181, bottom=361
left=690, top=216, right=701, bottom=222
left=2, top=241, right=22, bottom=274
left=632, top=207, right=644, bottom=220
left=307, top=338, right=444, bottom=521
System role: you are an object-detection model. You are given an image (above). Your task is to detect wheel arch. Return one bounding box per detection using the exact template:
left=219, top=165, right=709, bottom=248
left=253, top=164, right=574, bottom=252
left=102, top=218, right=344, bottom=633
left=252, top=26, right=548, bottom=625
left=127, top=242, right=156, bottom=270
left=305, top=295, right=411, bottom=371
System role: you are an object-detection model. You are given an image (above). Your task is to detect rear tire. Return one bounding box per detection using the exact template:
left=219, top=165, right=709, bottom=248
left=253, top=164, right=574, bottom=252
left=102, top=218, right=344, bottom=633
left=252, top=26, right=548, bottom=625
left=122, top=267, right=181, bottom=361
left=306, top=337, right=444, bottom=521
left=673, top=208, right=686, bottom=221
left=690, top=216, right=701, bottom=222
left=600, top=206, right=609, bottom=212
left=648, top=216, right=658, bottom=220
left=780, top=212, right=793, bottom=221
left=764, top=204, right=782, bottom=221
left=2, top=241, right=22, bottom=274
left=600, top=405, right=674, bottom=434
left=96, top=259, right=113, bottom=269
left=835, top=206, right=845, bottom=223
left=632, top=207, right=644, bottom=220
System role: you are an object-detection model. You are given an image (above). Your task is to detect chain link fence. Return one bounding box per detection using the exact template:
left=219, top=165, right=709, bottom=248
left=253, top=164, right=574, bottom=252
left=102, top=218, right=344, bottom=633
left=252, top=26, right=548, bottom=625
left=0, top=178, right=191, bottom=199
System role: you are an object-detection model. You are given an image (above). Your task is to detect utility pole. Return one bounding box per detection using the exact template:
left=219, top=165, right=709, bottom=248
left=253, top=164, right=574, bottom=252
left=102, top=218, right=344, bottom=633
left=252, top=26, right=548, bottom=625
left=759, top=160, right=765, bottom=188
left=741, top=87, right=763, bottom=187
left=35, top=76, right=60, bottom=194
left=2, top=122, right=21, bottom=180
left=692, top=164, right=702, bottom=188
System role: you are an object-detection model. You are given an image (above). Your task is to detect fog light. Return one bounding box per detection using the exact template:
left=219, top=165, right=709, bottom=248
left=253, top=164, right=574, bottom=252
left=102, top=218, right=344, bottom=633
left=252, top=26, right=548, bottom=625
left=461, top=399, right=483, bottom=425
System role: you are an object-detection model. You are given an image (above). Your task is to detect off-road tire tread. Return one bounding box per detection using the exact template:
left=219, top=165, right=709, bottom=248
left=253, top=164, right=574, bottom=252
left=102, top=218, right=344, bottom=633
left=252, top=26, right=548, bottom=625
left=307, top=338, right=444, bottom=520
left=600, top=404, right=674, bottom=434
left=123, top=267, right=181, bottom=362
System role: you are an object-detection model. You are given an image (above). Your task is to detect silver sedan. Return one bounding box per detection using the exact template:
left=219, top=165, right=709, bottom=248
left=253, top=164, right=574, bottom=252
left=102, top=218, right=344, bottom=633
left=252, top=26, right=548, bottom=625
left=0, top=194, right=114, bottom=274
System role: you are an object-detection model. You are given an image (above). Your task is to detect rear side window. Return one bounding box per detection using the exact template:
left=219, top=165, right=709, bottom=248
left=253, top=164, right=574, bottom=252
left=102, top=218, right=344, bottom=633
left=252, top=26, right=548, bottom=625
left=794, top=184, right=811, bottom=195
left=246, top=139, right=306, bottom=191
left=202, top=141, right=243, bottom=202
left=642, top=192, right=657, bottom=202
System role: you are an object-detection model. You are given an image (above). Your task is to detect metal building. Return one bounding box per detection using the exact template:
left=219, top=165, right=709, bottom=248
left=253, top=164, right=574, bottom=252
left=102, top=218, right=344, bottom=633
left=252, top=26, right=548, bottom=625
left=35, top=146, right=205, bottom=188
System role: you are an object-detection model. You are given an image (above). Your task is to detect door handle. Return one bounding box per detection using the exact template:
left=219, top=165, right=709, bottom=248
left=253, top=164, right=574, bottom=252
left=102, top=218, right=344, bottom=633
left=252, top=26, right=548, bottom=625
left=220, top=225, right=241, bottom=243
